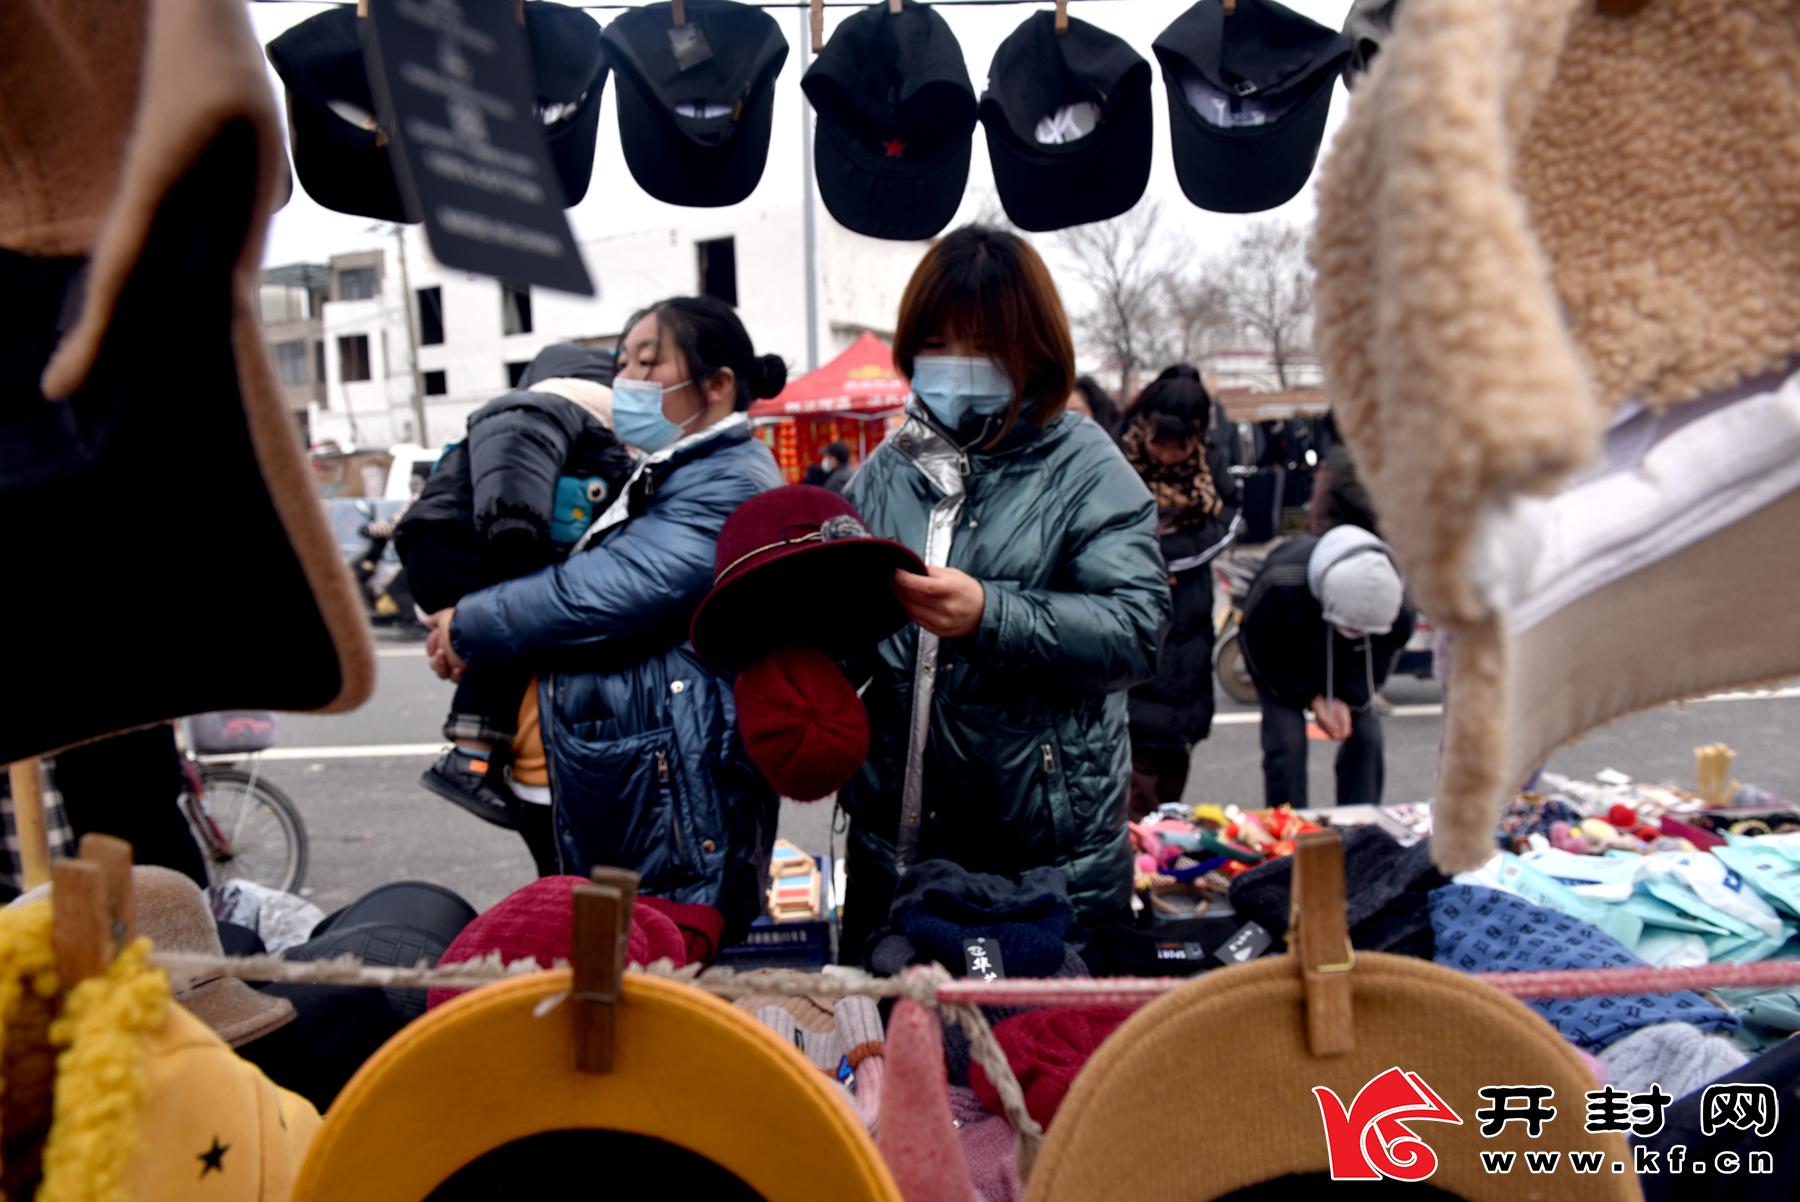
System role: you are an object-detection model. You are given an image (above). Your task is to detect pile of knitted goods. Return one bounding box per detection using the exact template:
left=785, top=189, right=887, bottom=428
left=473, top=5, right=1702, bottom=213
left=1499, top=771, right=1800, bottom=858
left=1129, top=804, right=1327, bottom=910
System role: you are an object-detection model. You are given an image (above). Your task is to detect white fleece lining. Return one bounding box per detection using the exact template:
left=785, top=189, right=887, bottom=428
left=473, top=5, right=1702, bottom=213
left=1473, top=363, right=1800, bottom=636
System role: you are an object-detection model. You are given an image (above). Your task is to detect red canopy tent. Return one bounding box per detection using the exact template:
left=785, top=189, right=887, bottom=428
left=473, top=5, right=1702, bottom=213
left=749, top=332, right=911, bottom=482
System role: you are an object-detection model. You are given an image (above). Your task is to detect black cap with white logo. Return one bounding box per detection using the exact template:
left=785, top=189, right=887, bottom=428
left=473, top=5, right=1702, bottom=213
left=980, top=13, right=1152, bottom=233
left=268, top=3, right=606, bottom=223
left=802, top=0, right=977, bottom=242
left=1153, top=0, right=1351, bottom=214
left=602, top=0, right=789, bottom=208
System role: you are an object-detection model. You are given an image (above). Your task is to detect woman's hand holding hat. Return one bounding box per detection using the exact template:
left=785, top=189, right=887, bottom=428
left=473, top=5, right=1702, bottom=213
left=892, top=567, right=985, bottom=639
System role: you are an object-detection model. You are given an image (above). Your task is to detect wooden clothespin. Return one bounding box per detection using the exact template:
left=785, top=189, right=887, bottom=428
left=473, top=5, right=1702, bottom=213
left=1054, top=0, right=1069, bottom=33
left=1223, top=0, right=1237, bottom=14
left=811, top=0, right=825, bottom=53
left=1288, top=830, right=1354, bottom=1057
left=888, top=0, right=902, bottom=15
left=571, top=867, right=639, bottom=1074
left=52, top=835, right=136, bottom=988
left=356, top=0, right=368, bottom=16
left=7, top=761, right=52, bottom=891
left=672, top=0, right=687, bottom=26
left=515, top=0, right=525, bottom=25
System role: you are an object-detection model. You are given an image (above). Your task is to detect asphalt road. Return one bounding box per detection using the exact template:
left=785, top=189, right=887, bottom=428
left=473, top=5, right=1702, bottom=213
left=245, top=628, right=1800, bottom=914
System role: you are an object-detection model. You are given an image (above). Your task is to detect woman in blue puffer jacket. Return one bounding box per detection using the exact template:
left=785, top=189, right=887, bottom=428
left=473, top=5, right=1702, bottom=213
left=425, top=297, right=786, bottom=942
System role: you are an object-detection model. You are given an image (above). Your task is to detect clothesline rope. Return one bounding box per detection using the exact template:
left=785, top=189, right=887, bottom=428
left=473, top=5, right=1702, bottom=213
left=151, top=949, right=1800, bottom=1001
left=152, top=949, right=1800, bottom=1173
left=156, top=949, right=1048, bottom=1166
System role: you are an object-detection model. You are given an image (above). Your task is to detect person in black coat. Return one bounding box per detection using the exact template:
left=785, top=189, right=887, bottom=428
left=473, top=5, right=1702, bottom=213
left=395, top=344, right=635, bottom=847
left=1119, top=366, right=1241, bottom=817
left=1239, top=520, right=1415, bottom=807
left=803, top=441, right=852, bottom=491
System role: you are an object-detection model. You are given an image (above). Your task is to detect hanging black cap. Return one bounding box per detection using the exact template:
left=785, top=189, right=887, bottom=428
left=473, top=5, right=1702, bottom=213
left=267, top=3, right=607, bottom=223
left=602, top=1, right=789, bottom=208
left=980, top=12, right=1153, bottom=233
left=802, top=0, right=977, bottom=242
left=1153, top=0, right=1351, bottom=214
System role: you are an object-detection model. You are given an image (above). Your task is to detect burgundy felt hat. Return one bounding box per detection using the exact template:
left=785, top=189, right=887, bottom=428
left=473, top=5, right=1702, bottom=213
left=690, top=485, right=926, bottom=672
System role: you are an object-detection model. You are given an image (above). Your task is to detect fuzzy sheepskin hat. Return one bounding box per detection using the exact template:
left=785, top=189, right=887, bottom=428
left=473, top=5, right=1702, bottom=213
left=0, top=0, right=374, bottom=763
left=1312, top=0, right=1800, bottom=872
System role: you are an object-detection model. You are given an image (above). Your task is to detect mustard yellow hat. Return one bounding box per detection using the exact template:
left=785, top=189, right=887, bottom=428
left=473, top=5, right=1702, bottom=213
left=293, top=971, right=901, bottom=1201
left=1025, top=953, right=1638, bottom=1201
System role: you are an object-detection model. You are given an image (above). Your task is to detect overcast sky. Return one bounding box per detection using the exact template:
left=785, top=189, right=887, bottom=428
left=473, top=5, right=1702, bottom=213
left=251, top=0, right=1352, bottom=280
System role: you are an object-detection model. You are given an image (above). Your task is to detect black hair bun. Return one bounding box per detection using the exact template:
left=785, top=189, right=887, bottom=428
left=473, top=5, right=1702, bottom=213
left=750, top=353, right=788, bottom=400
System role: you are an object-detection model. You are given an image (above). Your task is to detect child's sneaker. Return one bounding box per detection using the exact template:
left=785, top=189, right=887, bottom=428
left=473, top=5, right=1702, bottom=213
left=420, top=748, right=519, bottom=830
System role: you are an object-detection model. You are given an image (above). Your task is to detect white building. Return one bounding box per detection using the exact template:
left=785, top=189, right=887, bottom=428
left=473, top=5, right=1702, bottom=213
left=1200, top=348, right=1325, bottom=395
left=300, top=211, right=925, bottom=450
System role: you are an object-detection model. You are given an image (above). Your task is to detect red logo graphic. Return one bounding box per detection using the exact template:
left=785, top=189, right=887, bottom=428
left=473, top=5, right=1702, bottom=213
left=1314, top=1067, right=1464, bottom=1182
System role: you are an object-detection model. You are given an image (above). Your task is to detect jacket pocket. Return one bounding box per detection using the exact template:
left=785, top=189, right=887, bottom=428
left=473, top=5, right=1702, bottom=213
left=552, top=724, right=690, bottom=891
left=927, top=694, right=1066, bottom=875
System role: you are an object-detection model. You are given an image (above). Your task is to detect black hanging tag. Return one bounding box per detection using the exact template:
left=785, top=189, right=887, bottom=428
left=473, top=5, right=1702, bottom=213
left=1214, top=921, right=1274, bottom=966
left=962, top=937, right=1005, bottom=981
left=668, top=23, right=715, bottom=72
left=360, top=0, right=594, bottom=296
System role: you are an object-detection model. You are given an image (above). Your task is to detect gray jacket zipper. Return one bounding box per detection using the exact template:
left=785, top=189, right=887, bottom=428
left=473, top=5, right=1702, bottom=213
left=891, top=414, right=968, bottom=876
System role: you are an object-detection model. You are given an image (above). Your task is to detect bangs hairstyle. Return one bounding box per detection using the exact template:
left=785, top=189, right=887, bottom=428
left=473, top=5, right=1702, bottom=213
left=892, top=226, right=1076, bottom=441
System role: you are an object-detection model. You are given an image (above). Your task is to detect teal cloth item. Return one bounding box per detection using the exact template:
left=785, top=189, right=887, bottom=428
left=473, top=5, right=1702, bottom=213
left=1460, top=852, right=1645, bottom=949
left=1714, top=837, right=1800, bottom=918
left=1718, top=989, right=1800, bottom=1054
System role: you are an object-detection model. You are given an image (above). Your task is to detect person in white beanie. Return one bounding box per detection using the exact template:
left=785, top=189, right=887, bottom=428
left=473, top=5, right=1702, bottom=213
left=1239, top=520, right=1415, bottom=807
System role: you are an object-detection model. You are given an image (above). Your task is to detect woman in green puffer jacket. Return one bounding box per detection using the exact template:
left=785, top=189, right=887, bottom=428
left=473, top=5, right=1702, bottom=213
left=838, top=227, right=1171, bottom=963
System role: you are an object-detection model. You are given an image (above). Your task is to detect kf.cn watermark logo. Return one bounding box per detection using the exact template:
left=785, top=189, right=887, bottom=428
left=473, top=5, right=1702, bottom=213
left=1313, top=1067, right=1464, bottom=1182
left=1315, top=1068, right=1781, bottom=1183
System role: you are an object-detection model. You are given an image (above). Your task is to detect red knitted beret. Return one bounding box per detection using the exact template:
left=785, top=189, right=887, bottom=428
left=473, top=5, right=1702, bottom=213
left=734, top=647, right=870, bottom=802
left=427, top=875, right=687, bottom=1008
left=971, top=1007, right=1136, bottom=1128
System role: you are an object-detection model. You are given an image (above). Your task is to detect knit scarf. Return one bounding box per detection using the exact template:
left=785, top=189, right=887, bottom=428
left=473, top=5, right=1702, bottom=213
left=1120, top=417, right=1222, bottom=529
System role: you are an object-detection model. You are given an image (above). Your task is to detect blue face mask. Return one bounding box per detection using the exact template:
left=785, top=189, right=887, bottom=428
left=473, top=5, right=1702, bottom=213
left=910, top=356, right=1014, bottom=433
left=611, top=376, right=700, bottom=453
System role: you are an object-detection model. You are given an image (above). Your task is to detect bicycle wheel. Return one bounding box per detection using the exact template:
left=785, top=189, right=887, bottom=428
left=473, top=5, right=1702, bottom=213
left=194, top=765, right=309, bottom=893
left=1213, top=630, right=1260, bottom=708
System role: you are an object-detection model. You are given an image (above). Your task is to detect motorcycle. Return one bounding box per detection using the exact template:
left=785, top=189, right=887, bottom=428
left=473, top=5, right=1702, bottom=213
left=325, top=497, right=426, bottom=633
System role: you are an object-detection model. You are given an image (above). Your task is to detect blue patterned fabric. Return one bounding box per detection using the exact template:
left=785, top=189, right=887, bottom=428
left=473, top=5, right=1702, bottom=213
left=1429, top=884, right=1737, bottom=1050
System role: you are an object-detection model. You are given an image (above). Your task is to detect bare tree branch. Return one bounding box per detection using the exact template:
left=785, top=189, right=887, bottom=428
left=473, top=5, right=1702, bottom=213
left=1055, top=204, right=1178, bottom=400
left=1212, top=220, right=1314, bottom=388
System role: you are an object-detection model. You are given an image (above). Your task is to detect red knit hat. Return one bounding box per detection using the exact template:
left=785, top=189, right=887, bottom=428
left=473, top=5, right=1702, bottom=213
left=734, top=646, right=870, bottom=802
left=426, top=875, right=687, bottom=1008
left=969, top=1007, right=1135, bottom=1128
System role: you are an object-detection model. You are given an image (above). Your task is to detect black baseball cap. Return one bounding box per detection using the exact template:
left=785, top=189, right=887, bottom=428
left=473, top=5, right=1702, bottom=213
left=1152, top=0, right=1351, bottom=214
left=602, top=0, right=789, bottom=208
left=267, top=3, right=607, bottom=223
left=802, top=0, right=977, bottom=242
left=980, top=13, right=1152, bottom=233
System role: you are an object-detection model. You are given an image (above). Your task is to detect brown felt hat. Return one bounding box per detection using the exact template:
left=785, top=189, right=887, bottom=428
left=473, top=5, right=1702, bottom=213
left=1027, top=952, right=1639, bottom=1201
left=0, top=0, right=374, bottom=764
left=15, top=867, right=295, bottom=1047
